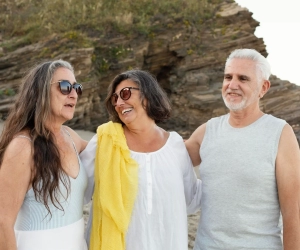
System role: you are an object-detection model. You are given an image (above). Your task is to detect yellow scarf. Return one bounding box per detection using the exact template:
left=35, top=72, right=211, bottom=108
left=90, top=121, right=139, bottom=250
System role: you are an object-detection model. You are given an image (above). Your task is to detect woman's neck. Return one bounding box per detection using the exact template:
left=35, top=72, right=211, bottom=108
left=124, top=122, right=168, bottom=153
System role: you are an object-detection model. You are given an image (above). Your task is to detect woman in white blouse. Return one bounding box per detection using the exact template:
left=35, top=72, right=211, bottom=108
left=81, top=69, right=202, bottom=250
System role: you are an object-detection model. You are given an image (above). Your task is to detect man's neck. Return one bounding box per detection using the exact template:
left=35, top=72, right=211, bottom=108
left=228, top=108, right=264, bottom=128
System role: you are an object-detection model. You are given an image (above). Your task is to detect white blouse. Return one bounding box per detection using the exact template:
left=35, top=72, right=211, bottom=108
left=80, top=131, right=202, bottom=250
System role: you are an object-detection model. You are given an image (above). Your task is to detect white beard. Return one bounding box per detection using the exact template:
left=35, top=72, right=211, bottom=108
left=222, top=88, right=259, bottom=111
left=223, top=97, right=247, bottom=111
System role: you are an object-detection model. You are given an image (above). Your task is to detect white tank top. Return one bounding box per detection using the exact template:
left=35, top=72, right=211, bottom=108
left=14, top=132, right=88, bottom=230
left=194, top=114, right=286, bottom=250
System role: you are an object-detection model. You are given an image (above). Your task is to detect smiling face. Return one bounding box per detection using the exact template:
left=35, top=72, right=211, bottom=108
left=222, top=58, right=264, bottom=112
left=113, top=79, right=147, bottom=126
left=49, top=67, right=78, bottom=124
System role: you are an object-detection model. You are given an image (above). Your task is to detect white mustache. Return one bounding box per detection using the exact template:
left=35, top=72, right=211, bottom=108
left=225, top=90, right=243, bottom=95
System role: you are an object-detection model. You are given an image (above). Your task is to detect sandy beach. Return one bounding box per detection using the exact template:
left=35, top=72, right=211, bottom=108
left=0, top=121, right=200, bottom=249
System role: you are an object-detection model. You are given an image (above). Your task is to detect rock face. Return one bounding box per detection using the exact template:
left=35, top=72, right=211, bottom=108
left=1, top=1, right=300, bottom=141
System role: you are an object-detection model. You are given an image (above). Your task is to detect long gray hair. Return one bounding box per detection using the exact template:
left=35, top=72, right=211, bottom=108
left=0, top=59, right=74, bottom=216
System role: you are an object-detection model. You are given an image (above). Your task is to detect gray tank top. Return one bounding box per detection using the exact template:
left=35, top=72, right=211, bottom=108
left=194, top=114, right=286, bottom=250
left=14, top=131, right=88, bottom=230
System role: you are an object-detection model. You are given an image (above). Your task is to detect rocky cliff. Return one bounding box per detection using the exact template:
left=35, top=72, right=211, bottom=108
left=1, top=1, right=300, bottom=141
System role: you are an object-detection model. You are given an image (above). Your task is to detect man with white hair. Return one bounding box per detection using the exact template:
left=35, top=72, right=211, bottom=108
left=185, top=48, right=300, bottom=249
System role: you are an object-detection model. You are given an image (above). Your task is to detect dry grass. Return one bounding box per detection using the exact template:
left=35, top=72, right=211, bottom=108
left=0, top=0, right=222, bottom=43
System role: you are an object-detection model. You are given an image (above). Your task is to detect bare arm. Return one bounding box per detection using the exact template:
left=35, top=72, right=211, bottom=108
left=184, top=123, right=206, bottom=166
left=276, top=124, right=300, bottom=249
left=0, top=138, right=32, bottom=250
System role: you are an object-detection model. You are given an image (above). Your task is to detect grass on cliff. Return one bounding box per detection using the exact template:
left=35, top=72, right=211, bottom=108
left=0, top=0, right=222, bottom=45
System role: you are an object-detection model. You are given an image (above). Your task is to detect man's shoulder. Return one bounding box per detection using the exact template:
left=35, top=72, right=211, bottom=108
left=264, top=114, right=287, bottom=126
left=207, top=114, right=228, bottom=125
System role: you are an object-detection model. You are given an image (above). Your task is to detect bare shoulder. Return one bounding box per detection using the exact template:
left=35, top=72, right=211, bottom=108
left=276, top=123, right=300, bottom=188
left=184, top=123, right=207, bottom=166
left=185, top=123, right=207, bottom=147
left=63, top=126, right=88, bottom=153
left=7, top=135, right=33, bottom=157
left=278, top=124, right=299, bottom=151
left=0, top=136, right=33, bottom=188
left=13, top=129, right=32, bottom=141
left=0, top=136, right=33, bottom=226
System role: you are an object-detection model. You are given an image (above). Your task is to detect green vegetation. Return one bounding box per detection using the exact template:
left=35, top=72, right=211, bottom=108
left=0, top=88, right=16, bottom=98
left=93, top=45, right=133, bottom=74
left=0, top=0, right=223, bottom=44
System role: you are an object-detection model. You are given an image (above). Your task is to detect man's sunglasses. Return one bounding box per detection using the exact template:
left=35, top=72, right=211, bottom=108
left=51, top=80, right=83, bottom=96
left=111, top=87, right=139, bottom=106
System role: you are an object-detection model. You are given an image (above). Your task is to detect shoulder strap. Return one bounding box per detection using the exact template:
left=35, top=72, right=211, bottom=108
left=14, top=135, right=32, bottom=142
left=63, top=127, right=79, bottom=155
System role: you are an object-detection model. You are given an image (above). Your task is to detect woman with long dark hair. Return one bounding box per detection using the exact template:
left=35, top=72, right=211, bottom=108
left=0, top=60, right=88, bottom=250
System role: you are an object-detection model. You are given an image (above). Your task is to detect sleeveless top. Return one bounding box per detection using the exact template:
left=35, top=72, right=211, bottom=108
left=194, top=114, right=286, bottom=250
left=14, top=131, right=88, bottom=230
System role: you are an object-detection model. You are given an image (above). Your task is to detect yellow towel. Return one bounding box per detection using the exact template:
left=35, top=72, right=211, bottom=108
left=90, top=121, right=139, bottom=250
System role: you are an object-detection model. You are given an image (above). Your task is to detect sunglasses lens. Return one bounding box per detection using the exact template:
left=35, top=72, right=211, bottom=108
left=74, top=84, right=83, bottom=96
left=59, top=81, right=82, bottom=96
left=111, top=87, right=136, bottom=106
left=120, top=88, right=131, bottom=100
left=59, top=81, right=72, bottom=95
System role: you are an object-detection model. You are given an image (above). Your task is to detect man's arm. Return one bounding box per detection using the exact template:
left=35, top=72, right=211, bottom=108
left=276, top=124, right=300, bottom=249
left=185, top=123, right=206, bottom=166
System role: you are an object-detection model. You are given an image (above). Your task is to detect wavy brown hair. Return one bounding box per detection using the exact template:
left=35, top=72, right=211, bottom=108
left=0, top=60, right=74, bottom=216
left=105, top=69, right=171, bottom=124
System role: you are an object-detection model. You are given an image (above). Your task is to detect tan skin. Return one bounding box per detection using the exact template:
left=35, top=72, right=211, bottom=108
left=114, top=79, right=169, bottom=152
left=185, top=58, right=300, bottom=249
left=0, top=68, right=87, bottom=250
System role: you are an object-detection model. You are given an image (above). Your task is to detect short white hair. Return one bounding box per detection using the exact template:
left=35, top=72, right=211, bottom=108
left=225, top=48, right=271, bottom=81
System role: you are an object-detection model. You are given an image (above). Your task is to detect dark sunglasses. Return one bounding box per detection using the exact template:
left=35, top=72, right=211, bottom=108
left=111, top=87, right=139, bottom=106
left=51, top=80, right=83, bottom=96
